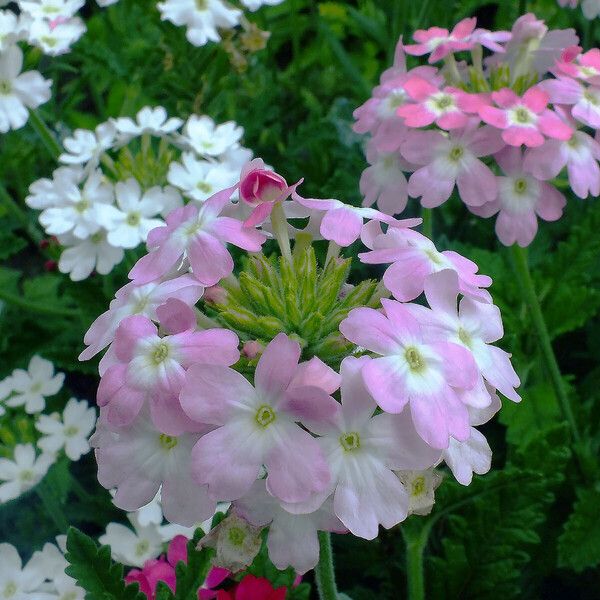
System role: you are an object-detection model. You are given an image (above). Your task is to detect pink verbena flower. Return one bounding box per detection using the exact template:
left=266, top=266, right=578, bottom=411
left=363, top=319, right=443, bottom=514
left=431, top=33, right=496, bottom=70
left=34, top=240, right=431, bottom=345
left=402, top=119, right=505, bottom=208
left=80, top=275, right=204, bottom=362
left=479, top=87, right=572, bottom=147
left=397, top=78, right=477, bottom=130
left=234, top=480, right=345, bottom=574
left=469, top=147, right=566, bottom=247
left=129, top=186, right=265, bottom=286
left=359, top=225, right=491, bottom=302
left=290, top=356, right=441, bottom=538
left=541, top=76, right=600, bottom=129
left=420, top=270, right=521, bottom=403
left=180, top=333, right=339, bottom=503
left=554, top=46, right=600, bottom=84
left=469, top=28, right=512, bottom=53
left=239, top=159, right=298, bottom=227
left=340, top=301, right=479, bottom=449
left=359, top=140, right=416, bottom=215
left=403, top=18, right=477, bottom=63
left=292, top=191, right=421, bottom=247
left=92, top=409, right=216, bottom=526
left=525, top=114, right=600, bottom=199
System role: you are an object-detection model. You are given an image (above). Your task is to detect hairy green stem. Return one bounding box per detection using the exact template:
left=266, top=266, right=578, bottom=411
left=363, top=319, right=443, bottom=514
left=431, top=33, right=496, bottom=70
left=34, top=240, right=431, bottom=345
left=315, top=532, right=338, bottom=600
left=510, top=245, right=580, bottom=445
left=270, top=202, right=293, bottom=263
left=28, top=109, right=62, bottom=160
left=403, top=528, right=428, bottom=600
left=421, top=208, right=433, bottom=240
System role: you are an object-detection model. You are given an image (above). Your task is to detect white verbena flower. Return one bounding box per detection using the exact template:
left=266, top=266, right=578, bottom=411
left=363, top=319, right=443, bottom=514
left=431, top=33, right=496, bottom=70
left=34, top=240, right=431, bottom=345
left=112, top=106, right=183, bottom=146
left=157, top=0, right=242, bottom=47
left=26, top=166, right=84, bottom=210
left=28, top=16, right=86, bottom=56
left=0, top=444, right=55, bottom=502
left=0, top=10, right=30, bottom=52
left=0, top=44, right=52, bottom=133
left=36, top=398, right=96, bottom=461
left=5, top=355, right=64, bottom=414
left=107, top=179, right=165, bottom=249
left=39, top=169, right=117, bottom=239
left=59, top=122, right=116, bottom=169
left=58, top=229, right=124, bottom=281
left=240, top=0, right=285, bottom=10
left=99, top=513, right=164, bottom=567
left=18, top=0, right=85, bottom=20
left=167, top=152, right=239, bottom=202
left=0, top=543, right=56, bottom=599
left=182, top=114, right=243, bottom=156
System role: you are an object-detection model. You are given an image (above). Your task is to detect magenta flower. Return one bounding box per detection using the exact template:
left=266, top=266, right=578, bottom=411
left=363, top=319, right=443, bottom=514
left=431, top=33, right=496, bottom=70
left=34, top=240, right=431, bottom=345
left=469, top=147, right=566, bottom=247
left=340, top=301, right=479, bottom=449
left=293, top=356, right=441, bottom=538
left=397, top=78, right=478, bottom=130
left=359, top=226, right=492, bottom=302
left=479, top=87, right=573, bottom=147
left=234, top=480, right=346, bottom=574
left=80, top=275, right=204, bottom=363
left=402, top=120, right=505, bottom=208
left=129, top=186, right=266, bottom=287
left=180, top=333, right=339, bottom=503
left=525, top=124, right=600, bottom=199
left=97, top=315, right=239, bottom=428
left=238, top=159, right=297, bottom=227
left=403, top=18, right=477, bottom=63
left=292, top=191, right=420, bottom=247
left=92, top=410, right=216, bottom=526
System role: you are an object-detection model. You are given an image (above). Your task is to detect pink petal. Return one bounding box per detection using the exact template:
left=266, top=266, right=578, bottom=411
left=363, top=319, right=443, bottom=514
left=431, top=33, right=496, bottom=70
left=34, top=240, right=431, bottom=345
left=156, top=298, right=196, bottom=334
left=174, top=328, right=240, bottom=367
left=479, top=106, right=509, bottom=129
left=254, top=333, right=301, bottom=402
left=339, top=307, right=400, bottom=355
left=188, top=232, right=233, bottom=287
left=113, top=315, right=157, bottom=362
left=320, top=207, right=363, bottom=246
left=362, top=356, right=409, bottom=413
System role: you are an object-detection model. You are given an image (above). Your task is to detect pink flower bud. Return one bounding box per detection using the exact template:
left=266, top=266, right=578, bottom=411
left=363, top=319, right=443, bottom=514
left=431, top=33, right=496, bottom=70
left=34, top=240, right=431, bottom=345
left=239, top=159, right=287, bottom=206
left=242, top=340, right=263, bottom=359
left=204, top=285, right=228, bottom=305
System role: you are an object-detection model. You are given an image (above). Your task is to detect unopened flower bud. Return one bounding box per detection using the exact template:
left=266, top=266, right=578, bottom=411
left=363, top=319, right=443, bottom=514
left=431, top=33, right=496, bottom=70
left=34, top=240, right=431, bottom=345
left=44, top=260, right=57, bottom=272
left=242, top=340, right=263, bottom=359
left=204, top=285, right=228, bottom=305
left=240, top=159, right=287, bottom=206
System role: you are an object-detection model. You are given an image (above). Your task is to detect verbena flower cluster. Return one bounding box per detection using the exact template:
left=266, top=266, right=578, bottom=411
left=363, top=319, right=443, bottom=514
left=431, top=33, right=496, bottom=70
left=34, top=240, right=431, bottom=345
left=354, top=13, right=600, bottom=247
left=26, top=106, right=254, bottom=281
left=0, top=355, right=95, bottom=504
left=83, top=158, right=520, bottom=574
left=558, top=0, right=600, bottom=19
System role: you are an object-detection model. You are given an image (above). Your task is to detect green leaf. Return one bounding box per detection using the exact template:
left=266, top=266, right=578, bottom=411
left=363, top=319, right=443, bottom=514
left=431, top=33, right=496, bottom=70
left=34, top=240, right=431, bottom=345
left=65, top=527, right=147, bottom=600
left=558, top=487, right=600, bottom=572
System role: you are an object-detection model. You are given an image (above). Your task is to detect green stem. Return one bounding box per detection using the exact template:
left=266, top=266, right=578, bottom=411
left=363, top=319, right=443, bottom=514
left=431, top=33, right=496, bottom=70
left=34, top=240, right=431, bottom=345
left=270, top=202, right=293, bottom=263
left=0, top=183, right=43, bottom=245
left=510, top=245, right=580, bottom=445
left=36, top=482, right=69, bottom=533
left=403, top=528, right=428, bottom=600
left=0, top=288, right=78, bottom=318
left=421, top=208, right=433, bottom=240
left=315, top=532, right=338, bottom=600
left=28, top=109, right=62, bottom=160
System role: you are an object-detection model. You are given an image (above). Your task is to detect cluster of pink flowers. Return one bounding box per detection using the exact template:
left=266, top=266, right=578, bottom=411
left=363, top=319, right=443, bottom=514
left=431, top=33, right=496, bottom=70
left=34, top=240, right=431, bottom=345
left=84, top=159, right=519, bottom=575
left=354, top=14, right=599, bottom=247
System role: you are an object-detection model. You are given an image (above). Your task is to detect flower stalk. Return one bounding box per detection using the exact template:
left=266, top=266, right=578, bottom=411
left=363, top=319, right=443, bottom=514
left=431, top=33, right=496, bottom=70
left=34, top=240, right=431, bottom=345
left=315, top=532, right=338, bottom=600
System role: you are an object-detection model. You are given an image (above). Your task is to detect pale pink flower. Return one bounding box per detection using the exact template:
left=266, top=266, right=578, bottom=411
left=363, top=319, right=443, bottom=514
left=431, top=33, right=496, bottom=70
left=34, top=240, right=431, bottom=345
left=92, top=410, right=216, bottom=526
left=234, top=480, right=346, bottom=574
left=469, top=28, right=512, bottom=53
left=402, top=120, right=505, bottom=208
left=97, top=315, right=239, bottom=428
left=339, top=301, right=479, bottom=449
left=359, top=225, right=492, bottom=302
left=554, top=46, right=600, bottom=85
left=180, top=333, right=339, bottom=503
left=397, top=78, right=477, bottom=130
left=290, top=356, right=441, bottom=538
left=80, top=275, right=203, bottom=364
left=129, top=186, right=265, bottom=286
left=541, top=76, right=600, bottom=129
left=292, top=191, right=420, bottom=247
left=479, top=87, right=572, bottom=147
left=403, top=18, right=477, bottom=63
left=525, top=124, right=600, bottom=199
left=469, top=147, right=566, bottom=247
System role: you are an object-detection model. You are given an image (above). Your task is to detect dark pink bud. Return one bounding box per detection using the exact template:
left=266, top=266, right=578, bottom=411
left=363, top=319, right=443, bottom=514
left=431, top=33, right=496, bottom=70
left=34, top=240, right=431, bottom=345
left=240, top=159, right=287, bottom=206
left=242, top=340, right=263, bottom=359
left=204, top=285, right=228, bottom=305
left=44, top=260, right=57, bottom=272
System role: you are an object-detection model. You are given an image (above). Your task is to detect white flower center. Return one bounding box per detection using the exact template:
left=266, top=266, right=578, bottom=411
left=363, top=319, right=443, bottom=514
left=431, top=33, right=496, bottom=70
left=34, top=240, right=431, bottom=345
left=509, top=106, right=536, bottom=126
left=158, top=433, right=178, bottom=450
left=227, top=525, right=246, bottom=546
left=0, top=80, right=11, bottom=95
left=513, top=178, right=528, bottom=194
left=254, top=404, right=276, bottom=428
left=411, top=475, right=426, bottom=497
left=196, top=181, right=212, bottom=193
left=19, top=469, right=35, bottom=482
left=135, top=539, right=150, bottom=557
left=584, top=89, right=600, bottom=106
left=458, top=327, right=472, bottom=348
left=339, top=431, right=361, bottom=452
left=61, top=592, right=78, bottom=600
left=65, top=425, right=79, bottom=437
left=151, top=342, right=170, bottom=365
left=448, top=145, right=464, bottom=162
left=405, top=347, right=425, bottom=373
left=2, top=582, right=17, bottom=598
left=126, top=212, right=141, bottom=226
left=41, top=36, right=58, bottom=47
left=428, top=92, right=455, bottom=115
left=75, top=199, right=90, bottom=213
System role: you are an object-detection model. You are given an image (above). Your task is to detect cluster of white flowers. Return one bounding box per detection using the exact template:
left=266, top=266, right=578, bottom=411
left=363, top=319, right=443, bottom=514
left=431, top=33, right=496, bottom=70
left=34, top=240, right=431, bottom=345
left=26, top=106, right=253, bottom=281
left=0, top=538, right=85, bottom=600
left=0, top=355, right=95, bottom=504
left=157, top=0, right=285, bottom=47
